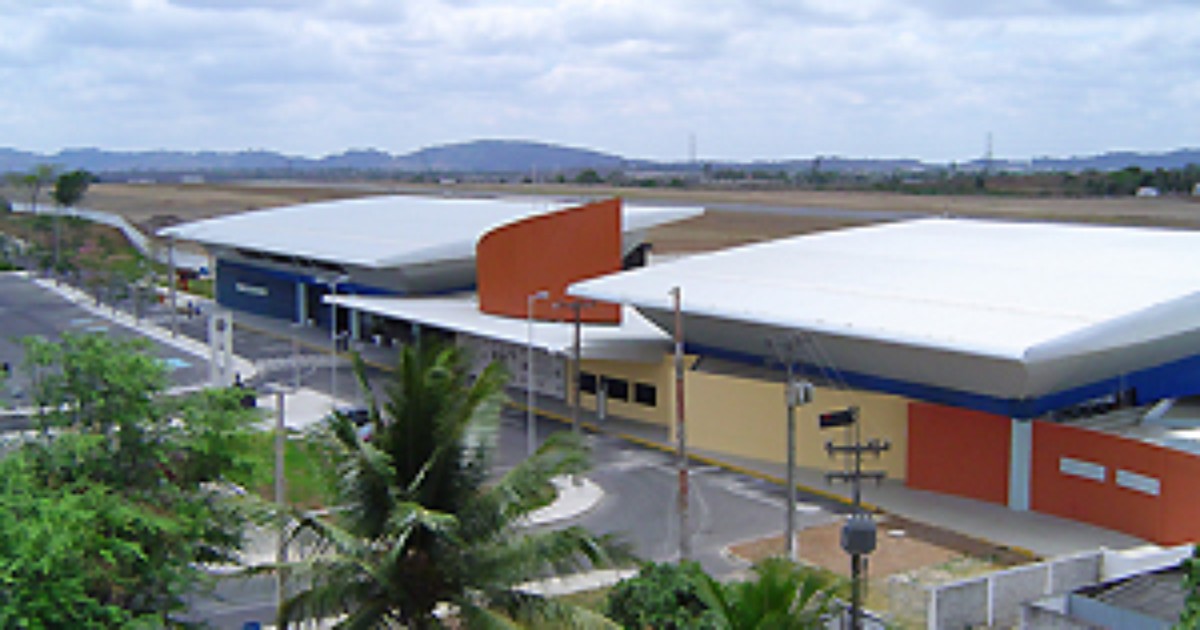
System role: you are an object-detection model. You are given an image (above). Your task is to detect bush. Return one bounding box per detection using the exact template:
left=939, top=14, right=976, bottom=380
left=606, top=561, right=720, bottom=629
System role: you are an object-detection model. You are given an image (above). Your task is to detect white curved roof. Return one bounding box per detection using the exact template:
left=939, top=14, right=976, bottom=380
left=570, top=218, right=1200, bottom=406
left=159, top=194, right=701, bottom=269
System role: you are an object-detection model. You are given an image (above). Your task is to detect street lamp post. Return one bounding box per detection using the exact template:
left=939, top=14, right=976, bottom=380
left=261, top=384, right=289, bottom=624
left=785, top=371, right=813, bottom=561
left=167, top=235, right=178, bottom=338
left=552, top=299, right=595, bottom=434
left=325, top=275, right=349, bottom=409
left=526, top=289, right=549, bottom=456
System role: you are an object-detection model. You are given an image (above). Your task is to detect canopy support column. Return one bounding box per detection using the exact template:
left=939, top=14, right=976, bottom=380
left=1008, top=418, right=1032, bottom=511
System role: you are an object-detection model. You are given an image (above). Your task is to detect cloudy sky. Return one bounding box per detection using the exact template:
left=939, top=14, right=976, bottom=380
left=2, top=0, right=1197, bottom=162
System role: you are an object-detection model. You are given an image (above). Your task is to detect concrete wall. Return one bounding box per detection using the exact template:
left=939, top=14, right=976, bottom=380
left=926, top=551, right=1102, bottom=629
left=684, top=371, right=910, bottom=479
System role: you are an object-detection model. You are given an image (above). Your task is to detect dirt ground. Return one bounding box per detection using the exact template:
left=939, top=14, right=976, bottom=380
left=729, top=513, right=1027, bottom=580
left=728, top=513, right=1029, bottom=626
left=7, top=181, right=1196, bottom=254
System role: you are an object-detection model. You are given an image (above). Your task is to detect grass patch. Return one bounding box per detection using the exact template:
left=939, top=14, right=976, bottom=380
left=243, top=430, right=334, bottom=509
left=554, top=586, right=610, bottom=612
left=186, top=277, right=214, bottom=299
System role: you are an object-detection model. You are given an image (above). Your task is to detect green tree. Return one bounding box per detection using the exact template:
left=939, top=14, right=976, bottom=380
left=695, top=557, right=844, bottom=630
left=279, top=341, right=626, bottom=628
left=606, top=561, right=721, bottom=629
left=52, top=169, right=91, bottom=209
left=1180, top=545, right=1200, bottom=628
left=49, top=169, right=92, bottom=274
left=4, top=332, right=262, bottom=625
left=7, top=163, right=57, bottom=213
left=575, top=168, right=603, bottom=185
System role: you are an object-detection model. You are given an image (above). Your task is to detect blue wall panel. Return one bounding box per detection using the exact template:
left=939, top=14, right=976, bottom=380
left=216, top=259, right=298, bottom=321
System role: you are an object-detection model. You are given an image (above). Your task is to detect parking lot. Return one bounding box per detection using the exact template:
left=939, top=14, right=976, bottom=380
left=0, top=273, right=212, bottom=410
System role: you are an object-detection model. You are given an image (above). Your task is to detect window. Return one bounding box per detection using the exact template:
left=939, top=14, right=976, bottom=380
left=605, top=378, right=629, bottom=401
left=579, top=372, right=597, bottom=394
left=634, top=383, right=657, bottom=407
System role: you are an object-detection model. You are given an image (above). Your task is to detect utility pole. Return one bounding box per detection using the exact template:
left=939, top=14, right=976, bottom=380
left=822, top=406, right=888, bottom=630
left=766, top=336, right=813, bottom=562
left=167, top=235, right=178, bottom=338
left=671, top=286, right=690, bottom=560
left=526, top=290, right=549, bottom=455
left=273, top=387, right=288, bottom=627
left=552, top=299, right=594, bottom=434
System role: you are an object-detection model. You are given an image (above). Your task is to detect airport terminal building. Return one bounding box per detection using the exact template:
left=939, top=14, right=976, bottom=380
left=164, top=195, right=1200, bottom=546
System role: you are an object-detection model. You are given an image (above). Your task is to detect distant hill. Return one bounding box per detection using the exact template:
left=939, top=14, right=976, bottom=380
left=1028, top=149, right=1200, bottom=172
left=398, top=139, right=626, bottom=173
left=0, top=140, right=1196, bottom=176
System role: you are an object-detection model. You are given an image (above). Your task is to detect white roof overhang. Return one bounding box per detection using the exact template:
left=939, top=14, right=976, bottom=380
left=159, top=195, right=702, bottom=272
left=327, top=294, right=671, bottom=363
left=569, top=218, right=1200, bottom=412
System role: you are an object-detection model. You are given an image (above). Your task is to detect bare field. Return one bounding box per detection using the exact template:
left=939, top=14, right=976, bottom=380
left=82, top=182, right=382, bottom=229
left=11, top=181, right=1199, bottom=253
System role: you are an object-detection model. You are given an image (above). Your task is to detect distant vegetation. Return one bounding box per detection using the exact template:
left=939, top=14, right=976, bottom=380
left=2, top=140, right=1200, bottom=200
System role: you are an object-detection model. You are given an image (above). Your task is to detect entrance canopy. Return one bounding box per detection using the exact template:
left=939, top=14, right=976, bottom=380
left=569, top=218, right=1200, bottom=417
left=328, top=294, right=670, bottom=363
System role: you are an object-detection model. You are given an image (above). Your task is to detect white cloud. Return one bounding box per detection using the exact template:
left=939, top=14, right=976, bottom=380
left=0, top=0, right=1196, bottom=161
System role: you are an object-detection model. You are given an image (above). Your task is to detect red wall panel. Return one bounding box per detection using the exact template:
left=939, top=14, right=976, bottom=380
left=906, top=402, right=1010, bottom=505
left=1031, top=421, right=1200, bottom=545
left=476, top=198, right=621, bottom=323
left=1161, top=449, right=1200, bottom=544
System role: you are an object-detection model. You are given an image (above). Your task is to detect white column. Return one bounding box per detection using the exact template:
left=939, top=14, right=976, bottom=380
left=1008, top=418, right=1033, bottom=511
left=208, top=309, right=234, bottom=387
left=296, top=281, right=307, bottom=324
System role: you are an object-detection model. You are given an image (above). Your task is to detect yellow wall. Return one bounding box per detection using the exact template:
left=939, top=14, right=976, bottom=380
left=685, top=371, right=910, bottom=480
left=577, top=355, right=676, bottom=426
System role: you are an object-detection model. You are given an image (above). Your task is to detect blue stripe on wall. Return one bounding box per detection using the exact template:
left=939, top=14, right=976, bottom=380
left=686, top=341, right=1200, bottom=419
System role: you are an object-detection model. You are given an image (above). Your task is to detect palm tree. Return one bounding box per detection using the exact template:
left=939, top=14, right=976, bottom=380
left=695, top=557, right=844, bottom=630
left=278, top=340, right=625, bottom=628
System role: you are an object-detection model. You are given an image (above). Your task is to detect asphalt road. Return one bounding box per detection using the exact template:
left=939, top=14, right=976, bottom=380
left=0, top=273, right=211, bottom=410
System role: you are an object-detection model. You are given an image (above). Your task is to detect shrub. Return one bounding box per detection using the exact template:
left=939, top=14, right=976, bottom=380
left=606, top=561, right=720, bottom=629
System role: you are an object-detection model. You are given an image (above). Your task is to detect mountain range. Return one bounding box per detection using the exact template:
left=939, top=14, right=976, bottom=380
left=0, top=140, right=1196, bottom=176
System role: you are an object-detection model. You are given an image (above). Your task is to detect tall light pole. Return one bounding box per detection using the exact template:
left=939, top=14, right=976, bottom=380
left=526, top=289, right=549, bottom=456
left=326, top=274, right=349, bottom=409
left=167, top=235, right=178, bottom=338
left=785, top=371, right=813, bottom=561
left=767, top=336, right=812, bottom=563
left=264, top=384, right=289, bottom=623
left=552, top=299, right=595, bottom=434
left=671, top=286, right=690, bottom=561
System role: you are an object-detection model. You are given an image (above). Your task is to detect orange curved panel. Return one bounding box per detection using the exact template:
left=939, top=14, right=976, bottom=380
left=477, top=198, right=621, bottom=323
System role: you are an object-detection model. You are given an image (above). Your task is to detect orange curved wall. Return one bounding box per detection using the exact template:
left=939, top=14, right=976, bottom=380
left=476, top=198, right=621, bottom=323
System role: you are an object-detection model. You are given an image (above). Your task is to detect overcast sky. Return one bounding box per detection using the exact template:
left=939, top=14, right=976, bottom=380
left=2, top=0, right=1197, bottom=162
